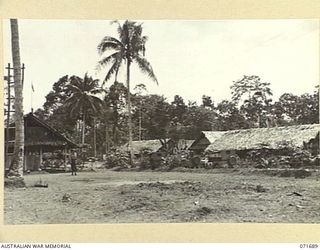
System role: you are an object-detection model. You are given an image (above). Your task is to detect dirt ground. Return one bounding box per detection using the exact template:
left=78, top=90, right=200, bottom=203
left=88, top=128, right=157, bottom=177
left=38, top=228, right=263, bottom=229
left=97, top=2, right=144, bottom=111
left=4, top=168, right=320, bottom=224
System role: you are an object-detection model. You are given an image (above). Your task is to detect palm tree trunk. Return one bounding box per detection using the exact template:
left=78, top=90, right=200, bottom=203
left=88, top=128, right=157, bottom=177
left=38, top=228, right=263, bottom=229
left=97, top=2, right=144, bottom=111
left=8, top=19, right=24, bottom=178
left=126, top=60, right=134, bottom=165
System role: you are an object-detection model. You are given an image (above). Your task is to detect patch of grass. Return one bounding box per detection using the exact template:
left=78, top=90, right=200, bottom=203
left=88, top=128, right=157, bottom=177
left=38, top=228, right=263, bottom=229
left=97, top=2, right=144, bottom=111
left=4, top=177, right=26, bottom=188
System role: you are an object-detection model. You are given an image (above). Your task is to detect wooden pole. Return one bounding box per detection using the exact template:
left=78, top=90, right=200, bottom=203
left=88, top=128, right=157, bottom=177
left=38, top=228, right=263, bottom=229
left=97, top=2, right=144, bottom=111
left=82, top=113, right=85, bottom=145
left=93, top=117, right=96, bottom=158
left=64, top=146, right=67, bottom=172
left=39, top=147, right=43, bottom=170
left=5, top=63, right=11, bottom=170
left=105, top=124, right=109, bottom=154
left=139, top=103, right=142, bottom=141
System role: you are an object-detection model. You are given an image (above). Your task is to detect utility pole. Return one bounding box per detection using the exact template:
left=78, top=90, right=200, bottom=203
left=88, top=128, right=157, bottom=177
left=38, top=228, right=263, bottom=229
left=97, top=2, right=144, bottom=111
left=139, top=100, right=142, bottom=141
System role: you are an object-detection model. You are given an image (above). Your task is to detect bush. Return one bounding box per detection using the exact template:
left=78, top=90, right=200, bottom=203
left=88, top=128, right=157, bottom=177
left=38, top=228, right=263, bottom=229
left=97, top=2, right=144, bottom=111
left=104, top=149, right=130, bottom=169
left=289, top=150, right=312, bottom=168
left=165, top=154, right=192, bottom=169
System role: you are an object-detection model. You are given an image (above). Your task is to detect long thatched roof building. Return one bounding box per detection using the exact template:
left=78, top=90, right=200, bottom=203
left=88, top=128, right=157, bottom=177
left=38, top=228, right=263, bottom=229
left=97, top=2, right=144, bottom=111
left=119, top=139, right=168, bottom=155
left=204, top=124, right=320, bottom=153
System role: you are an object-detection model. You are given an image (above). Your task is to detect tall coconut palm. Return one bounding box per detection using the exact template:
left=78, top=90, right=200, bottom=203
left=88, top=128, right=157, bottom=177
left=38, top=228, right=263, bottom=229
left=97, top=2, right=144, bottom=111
left=97, top=20, right=158, bottom=164
left=8, top=19, right=24, bottom=178
left=64, top=74, right=104, bottom=146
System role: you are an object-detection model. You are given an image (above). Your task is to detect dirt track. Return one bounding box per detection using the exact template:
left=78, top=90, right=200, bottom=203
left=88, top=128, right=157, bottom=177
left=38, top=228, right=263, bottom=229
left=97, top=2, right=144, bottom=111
left=4, top=169, right=320, bottom=224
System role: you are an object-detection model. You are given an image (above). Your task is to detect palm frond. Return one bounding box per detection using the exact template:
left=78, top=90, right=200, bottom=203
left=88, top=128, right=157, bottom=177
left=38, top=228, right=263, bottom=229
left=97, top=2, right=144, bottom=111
left=97, top=36, right=123, bottom=55
left=110, top=20, right=123, bottom=36
left=88, top=79, right=100, bottom=90
left=134, top=55, right=158, bottom=84
left=103, top=60, right=120, bottom=84
left=86, top=95, right=103, bottom=114
left=91, top=88, right=106, bottom=95
left=65, top=83, right=82, bottom=94
left=102, top=51, right=123, bottom=85
left=96, top=51, right=122, bottom=72
left=68, top=96, right=84, bottom=118
left=69, top=76, right=84, bottom=90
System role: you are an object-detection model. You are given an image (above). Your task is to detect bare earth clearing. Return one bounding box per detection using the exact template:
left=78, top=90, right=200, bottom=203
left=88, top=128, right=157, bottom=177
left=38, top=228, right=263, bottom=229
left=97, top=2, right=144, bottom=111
left=4, top=168, right=320, bottom=224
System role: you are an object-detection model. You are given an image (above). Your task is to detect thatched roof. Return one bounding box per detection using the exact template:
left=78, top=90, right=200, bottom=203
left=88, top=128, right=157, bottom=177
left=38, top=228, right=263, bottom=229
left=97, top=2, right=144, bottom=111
left=202, top=131, right=226, bottom=143
left=189, top=131, right=225, bottom=151
left=205, top=124, right=320, bottom=153
left=119, top=139, right=166, bottom=155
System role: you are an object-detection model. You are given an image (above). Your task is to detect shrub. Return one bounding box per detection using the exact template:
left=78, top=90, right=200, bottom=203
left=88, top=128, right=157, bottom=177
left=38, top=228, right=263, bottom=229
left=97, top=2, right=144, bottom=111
left=104, top=149, right=130, bottom=169
left=165, top=154, right=192, bottom=169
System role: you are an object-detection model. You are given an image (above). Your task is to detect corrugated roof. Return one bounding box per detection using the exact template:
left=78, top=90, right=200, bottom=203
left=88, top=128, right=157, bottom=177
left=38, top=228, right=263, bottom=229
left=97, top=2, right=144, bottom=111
left=205, top=124, right=320, bottom=152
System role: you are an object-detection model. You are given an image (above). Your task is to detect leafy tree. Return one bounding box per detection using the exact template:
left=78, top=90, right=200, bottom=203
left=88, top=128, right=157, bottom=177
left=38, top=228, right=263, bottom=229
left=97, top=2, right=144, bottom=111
left=133, top=84, right=148, bottom=140
left=183, top=102, right=215, bottom=137
left=132, top=94, right=171, bottom=142
left=104, top=81, right=128, bottom=146
left=42, top=75, right=70, bottom=114
left=231, top=75, right=272, bottom=103
left=201, top=95, right=215, bottom=109
left=97, top=20, right=158, bottom=164
left=215, top=100, right=248, bottom=130
left=272, top=87, right=319, bottom=125
left=231, top=75, right=273, bottom=128
left=170, top=95, right=188, bottom=125
left=34, top=75, right=78, bottom=138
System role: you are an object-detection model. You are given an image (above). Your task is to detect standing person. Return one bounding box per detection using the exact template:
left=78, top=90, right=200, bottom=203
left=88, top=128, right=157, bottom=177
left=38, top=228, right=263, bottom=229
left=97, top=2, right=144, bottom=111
left=70, top=151, right=77, bottom=176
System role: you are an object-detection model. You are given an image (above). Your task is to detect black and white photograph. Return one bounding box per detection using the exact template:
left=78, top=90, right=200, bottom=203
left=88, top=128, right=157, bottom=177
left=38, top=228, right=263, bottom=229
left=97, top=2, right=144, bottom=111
left=3, top=18, right=320, bottom=225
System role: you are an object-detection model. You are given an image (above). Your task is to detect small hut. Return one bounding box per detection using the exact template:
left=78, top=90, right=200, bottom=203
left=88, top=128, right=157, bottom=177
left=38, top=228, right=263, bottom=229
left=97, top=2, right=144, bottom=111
left=5, top=112, right=78, bottom=172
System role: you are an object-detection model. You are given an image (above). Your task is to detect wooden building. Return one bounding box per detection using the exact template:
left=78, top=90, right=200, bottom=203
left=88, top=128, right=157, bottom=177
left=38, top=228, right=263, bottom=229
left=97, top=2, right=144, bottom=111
left=5, top=112, right=78, bottom=172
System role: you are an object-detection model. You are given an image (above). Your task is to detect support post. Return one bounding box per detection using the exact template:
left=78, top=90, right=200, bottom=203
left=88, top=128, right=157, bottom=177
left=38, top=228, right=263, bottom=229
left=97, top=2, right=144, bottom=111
left=39, top=147, right=43, bottom=170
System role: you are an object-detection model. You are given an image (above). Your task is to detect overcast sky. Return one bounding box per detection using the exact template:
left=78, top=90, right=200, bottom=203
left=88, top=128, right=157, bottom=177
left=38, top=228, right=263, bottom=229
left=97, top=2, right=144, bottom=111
left=3, top=19, right=319, bottom=113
